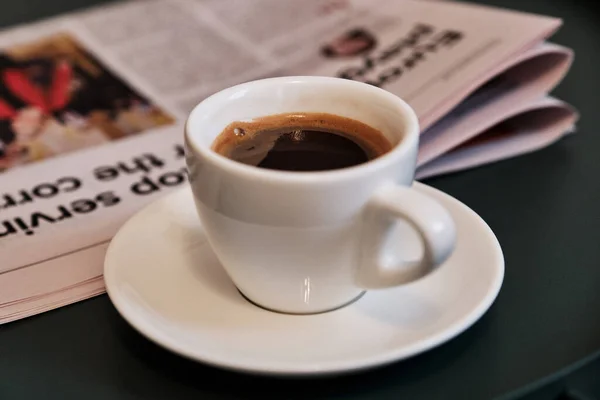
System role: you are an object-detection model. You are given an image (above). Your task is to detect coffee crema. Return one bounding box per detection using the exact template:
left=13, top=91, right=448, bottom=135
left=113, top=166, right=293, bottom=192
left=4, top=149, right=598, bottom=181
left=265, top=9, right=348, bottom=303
left=212, top=112, right=393, bottom=172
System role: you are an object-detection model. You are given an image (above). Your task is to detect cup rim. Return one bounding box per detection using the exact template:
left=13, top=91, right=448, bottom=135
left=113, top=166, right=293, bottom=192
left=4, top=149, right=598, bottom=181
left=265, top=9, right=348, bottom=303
left=184, top=76, right=419, bottom=184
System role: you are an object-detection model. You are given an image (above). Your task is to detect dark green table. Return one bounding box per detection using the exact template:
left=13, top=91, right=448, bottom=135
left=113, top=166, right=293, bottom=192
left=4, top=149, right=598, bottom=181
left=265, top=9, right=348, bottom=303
left=1, top=0, right=599, bottom=399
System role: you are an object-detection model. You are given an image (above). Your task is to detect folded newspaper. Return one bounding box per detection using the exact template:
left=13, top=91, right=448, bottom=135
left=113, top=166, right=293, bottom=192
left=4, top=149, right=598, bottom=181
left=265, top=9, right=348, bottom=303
left=0, top=0, right=577, bottom=324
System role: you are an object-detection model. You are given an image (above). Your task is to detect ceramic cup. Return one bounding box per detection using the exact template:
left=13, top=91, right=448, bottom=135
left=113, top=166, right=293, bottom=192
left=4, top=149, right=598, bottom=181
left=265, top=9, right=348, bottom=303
left=184, top=76, right=456, bottom=314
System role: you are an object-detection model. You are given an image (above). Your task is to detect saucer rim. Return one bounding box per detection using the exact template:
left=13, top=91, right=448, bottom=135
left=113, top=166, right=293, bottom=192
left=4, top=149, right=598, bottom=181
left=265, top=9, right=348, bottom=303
left=104, top=182, right=504, bottom=376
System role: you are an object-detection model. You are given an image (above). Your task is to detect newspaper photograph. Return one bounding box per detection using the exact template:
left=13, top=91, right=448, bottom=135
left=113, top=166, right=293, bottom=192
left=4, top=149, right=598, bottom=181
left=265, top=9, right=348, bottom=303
left=0, top=33, right=174, bottom=171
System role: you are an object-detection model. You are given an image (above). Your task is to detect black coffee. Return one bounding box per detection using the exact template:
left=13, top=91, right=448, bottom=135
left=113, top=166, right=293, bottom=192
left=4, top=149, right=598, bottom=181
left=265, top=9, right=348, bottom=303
left=212, top=112, right=393, bottom=172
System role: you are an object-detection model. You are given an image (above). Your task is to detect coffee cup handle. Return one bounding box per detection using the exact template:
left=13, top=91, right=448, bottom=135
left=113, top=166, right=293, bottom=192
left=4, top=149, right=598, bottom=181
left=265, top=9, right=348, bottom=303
left=357, top=184, right=457, bottom=289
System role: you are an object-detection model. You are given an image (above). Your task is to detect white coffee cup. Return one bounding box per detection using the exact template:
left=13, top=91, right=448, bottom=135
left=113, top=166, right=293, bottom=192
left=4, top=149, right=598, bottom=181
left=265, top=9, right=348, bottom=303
left=184, top=76, right=456, bottom=314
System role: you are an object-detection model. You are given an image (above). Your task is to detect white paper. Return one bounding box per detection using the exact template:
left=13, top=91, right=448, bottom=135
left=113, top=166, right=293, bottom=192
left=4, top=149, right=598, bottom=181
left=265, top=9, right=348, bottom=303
left=0, top=0, right=577, bottom=323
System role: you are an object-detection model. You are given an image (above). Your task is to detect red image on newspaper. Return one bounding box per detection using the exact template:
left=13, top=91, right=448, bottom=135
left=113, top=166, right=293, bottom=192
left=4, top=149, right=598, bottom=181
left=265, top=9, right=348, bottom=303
left=0, top=33, right=174, bottom=172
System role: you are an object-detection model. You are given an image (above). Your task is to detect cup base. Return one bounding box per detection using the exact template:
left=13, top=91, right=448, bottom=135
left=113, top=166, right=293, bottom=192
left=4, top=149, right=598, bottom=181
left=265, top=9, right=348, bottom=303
left=237, top=289, right=367, bottom=315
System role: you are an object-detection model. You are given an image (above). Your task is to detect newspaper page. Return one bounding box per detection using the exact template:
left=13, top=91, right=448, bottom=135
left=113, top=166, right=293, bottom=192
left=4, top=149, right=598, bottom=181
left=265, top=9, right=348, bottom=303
left=0, top=0, right=567, bottom=321
left=417, top=42, right=573, bottom=166
left=417, top=96, right=577, bottom=179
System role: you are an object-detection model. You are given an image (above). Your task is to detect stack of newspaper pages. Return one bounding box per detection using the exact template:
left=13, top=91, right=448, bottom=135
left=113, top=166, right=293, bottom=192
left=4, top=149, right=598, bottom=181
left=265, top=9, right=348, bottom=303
left=0, top=0, right=577, bottom=323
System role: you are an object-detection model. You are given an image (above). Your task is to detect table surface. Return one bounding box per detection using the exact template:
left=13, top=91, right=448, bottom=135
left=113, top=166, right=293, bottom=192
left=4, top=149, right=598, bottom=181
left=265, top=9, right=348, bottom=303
left=1, top=0, right=599, bottom=399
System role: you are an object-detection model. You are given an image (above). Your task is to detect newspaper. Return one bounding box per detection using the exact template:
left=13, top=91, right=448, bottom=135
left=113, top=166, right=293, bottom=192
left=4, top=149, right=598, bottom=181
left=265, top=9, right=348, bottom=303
left=0, top=0, right=577, bottom=323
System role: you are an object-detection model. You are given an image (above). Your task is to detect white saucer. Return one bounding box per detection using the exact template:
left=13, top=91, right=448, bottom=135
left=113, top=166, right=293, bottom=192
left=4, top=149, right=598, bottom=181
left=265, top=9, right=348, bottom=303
left=104, top=182, right=504, bottom=376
